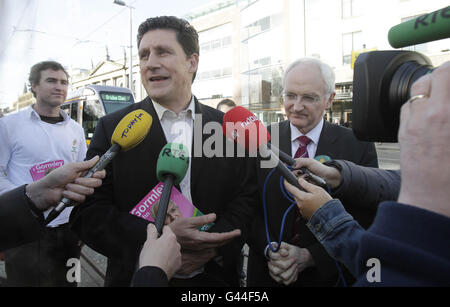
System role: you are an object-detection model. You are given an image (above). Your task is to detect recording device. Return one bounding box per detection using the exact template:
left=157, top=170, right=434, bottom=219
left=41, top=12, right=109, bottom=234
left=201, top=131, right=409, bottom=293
left=154, top=143, right=189, bottom=236
left=266, top=143, right=328, bottom=189
left=353, top=6, right=449, bottom=142
left=353, top=14, right=440, bottom=141
left=223, top=106, right=322, bottom=191
left=388, top=6, right=450, bottom=48
left=44, top=109, right=153, bottom=225
left=352, top=50, right=433, bottom=142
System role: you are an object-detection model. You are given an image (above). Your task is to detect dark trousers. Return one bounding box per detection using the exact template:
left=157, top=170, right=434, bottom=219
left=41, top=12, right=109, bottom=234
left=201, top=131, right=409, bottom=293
left=4, top=224, right=81, bottom=287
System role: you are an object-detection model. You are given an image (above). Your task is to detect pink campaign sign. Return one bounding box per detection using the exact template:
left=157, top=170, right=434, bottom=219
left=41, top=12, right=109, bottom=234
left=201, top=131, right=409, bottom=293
left=130, top=182, right=213, bottom=231
left=130, top=182, right=194, bottom=222
left=29, top=160, right=64, bottom=181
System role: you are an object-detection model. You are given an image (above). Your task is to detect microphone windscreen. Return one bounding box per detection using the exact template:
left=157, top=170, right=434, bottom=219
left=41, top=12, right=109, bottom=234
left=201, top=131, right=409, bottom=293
left=111, top=109, right=153, bottom=151
left=222, top=106, right=270, bottom=153
left=156, top=143, right=190, bottom=185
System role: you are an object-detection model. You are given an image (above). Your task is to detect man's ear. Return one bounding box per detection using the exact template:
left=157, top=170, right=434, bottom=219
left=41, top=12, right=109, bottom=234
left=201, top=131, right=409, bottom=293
left=325, top=92, right=335, bottom=109
left=188, top=53, right=199, bottom=74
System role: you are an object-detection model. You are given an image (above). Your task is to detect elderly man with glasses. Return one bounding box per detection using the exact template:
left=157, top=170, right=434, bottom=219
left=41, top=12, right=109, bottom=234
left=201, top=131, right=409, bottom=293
left=246, top=58, right=378, bottom=287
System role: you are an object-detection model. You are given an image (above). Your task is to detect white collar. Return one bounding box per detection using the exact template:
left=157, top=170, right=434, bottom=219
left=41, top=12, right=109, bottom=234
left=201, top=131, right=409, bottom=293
left=152, top=96, right=195, bottom=121
left=26, top=104, right=70, bottom=123
left=290, top=118, right=324, bottom=145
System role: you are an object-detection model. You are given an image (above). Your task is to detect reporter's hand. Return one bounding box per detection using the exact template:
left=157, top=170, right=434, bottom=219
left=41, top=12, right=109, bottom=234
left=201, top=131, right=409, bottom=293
left=26, top=156, right=106, bottom=210
left=398, top=61, right=450, bottom=218
left=168, top=213, right=241, bottom=250
left=284, top=177, right=332, bottom=220
left=267, top=242, right=314, bottom=285
left=293, top=158, right=341, bottom=189
left=139, top=224, right=181, bottom=280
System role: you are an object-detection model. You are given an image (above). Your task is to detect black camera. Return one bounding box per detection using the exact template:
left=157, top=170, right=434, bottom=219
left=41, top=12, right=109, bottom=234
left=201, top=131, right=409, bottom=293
left=352, top=50, right=433, bottom=142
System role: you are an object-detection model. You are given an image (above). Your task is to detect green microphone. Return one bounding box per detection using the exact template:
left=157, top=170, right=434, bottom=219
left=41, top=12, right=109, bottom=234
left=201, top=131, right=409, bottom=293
left=154, top=143, right=190, bottom=236
left=388, top=6, right=450, bottom=48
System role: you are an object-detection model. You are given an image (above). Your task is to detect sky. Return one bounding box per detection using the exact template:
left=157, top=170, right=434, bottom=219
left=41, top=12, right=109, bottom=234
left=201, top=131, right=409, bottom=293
left=0, top=0, right=215, bottom=108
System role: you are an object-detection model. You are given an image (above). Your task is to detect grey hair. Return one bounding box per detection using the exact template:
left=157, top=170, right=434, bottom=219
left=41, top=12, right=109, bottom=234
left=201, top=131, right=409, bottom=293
left=283, top=58, right=335, bottom=96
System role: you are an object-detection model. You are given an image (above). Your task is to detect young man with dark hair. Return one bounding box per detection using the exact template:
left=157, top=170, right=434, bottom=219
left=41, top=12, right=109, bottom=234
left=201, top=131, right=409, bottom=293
left=0, top=60, right=86, bottom=286
left=70, top=16, right=257, bottom=287
left=28, top=61, right=69, bottom=98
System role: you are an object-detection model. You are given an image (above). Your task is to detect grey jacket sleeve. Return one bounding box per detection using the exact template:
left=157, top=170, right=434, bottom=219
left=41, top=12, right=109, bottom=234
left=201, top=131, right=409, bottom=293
left=329, top=160, right=401, bottom=210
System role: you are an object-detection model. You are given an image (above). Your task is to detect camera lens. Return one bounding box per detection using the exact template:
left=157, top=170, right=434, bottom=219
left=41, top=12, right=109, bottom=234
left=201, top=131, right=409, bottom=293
left=352, top=50, right=433, bottom=142
left=389, top=60, right=433, bottom=112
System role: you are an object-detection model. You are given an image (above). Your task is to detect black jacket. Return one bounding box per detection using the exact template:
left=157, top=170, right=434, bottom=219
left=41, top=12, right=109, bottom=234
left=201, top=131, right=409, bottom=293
left=0, top=185, right=43, bottom=251
left=70, top=97, right=258, bottom=286
left=132, top=266, right=168, bottom=287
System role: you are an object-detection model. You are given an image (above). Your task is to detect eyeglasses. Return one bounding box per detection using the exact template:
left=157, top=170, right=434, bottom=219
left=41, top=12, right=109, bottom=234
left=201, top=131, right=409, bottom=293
left=281, top=92, right=322, bottom=104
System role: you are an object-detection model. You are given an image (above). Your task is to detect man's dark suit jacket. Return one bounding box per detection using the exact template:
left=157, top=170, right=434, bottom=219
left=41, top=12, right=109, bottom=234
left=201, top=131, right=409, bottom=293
left=70, top=97, right=258, bottom=287
left=132, top=266, right=168, bottom=287
left=0, top=185, right=43, bottom=251
left=246, top=120, right=378, bottom=287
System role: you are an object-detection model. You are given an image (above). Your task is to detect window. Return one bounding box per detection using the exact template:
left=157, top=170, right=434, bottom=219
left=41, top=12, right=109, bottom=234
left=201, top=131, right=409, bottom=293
left=253, top=57, right=271, bottom=67
left=61, top=104, right=71, bottom=117
left=199, top=36, right=232, bottom=53
left=244, top=16, right=271, bottom=39
left=70, top=102, right=78, bottom=122
left=83, top=100, right=103, bottom=139
left=201, top=42, right=210, bottom=52
left=197, top=67, right=233, bottom=81
left=342, top=31, right=363, bottom=65
left=342, top=0, right=364, bottom=18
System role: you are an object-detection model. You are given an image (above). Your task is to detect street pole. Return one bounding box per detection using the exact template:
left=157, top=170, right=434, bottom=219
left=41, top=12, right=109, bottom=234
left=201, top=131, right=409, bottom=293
left=113, top=0, right=134, bottom=93
left=129, top=5, right=133, bottom=93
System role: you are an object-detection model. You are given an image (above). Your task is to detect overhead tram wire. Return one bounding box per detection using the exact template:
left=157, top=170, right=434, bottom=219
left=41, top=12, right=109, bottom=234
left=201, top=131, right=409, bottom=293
left=73, top=0, right=139, bottom=49
left=0, top=0, right=32, bottom=60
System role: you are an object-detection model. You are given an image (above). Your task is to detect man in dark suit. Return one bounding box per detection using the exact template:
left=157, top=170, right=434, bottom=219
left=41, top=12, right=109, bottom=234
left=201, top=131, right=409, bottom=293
left=246, top=58, right=378, bottom=286
left=70, top=16, right=257, bottom=287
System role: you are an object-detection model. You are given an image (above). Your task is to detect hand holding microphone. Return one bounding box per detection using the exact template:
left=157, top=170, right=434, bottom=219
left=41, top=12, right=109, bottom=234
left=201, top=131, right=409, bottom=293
left=292, top=157, right=342, bottom=190
left=284, top=177, right=332, bottom=220
left=44, top=109, right=153, bottom=225
left=267, top=143, right=328, bottom=189
left=138, top=224, right=181, bottom=281
left=154, top=143, right=190, bottom=236
left=26, top=156, right=106, bottom=211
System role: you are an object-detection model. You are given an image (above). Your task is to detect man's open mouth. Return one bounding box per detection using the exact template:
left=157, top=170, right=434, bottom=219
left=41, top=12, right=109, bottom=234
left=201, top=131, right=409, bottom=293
left=149, top=76, right=169, bottom=82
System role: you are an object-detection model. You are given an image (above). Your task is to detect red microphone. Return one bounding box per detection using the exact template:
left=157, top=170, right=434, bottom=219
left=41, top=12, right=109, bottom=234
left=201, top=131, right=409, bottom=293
left=223, top=106, right=270, bottom=154
left=223, top=106, right=304, bottom=191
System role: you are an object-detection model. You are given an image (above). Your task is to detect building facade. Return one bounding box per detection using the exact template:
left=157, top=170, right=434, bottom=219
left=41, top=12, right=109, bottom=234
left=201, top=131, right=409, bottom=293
left=58, top=0, right=449, bottom=127
left=189, top=0, right=450, bottom=126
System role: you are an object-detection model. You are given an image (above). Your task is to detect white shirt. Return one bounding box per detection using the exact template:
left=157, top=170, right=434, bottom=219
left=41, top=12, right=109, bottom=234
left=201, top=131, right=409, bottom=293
left=152, top=96, right=195, bottom=205
left=152, top=96, right=201, bottom=279
left=290, top=118, right=324, bottom=159
left=0, top=105, right=87, bottom=227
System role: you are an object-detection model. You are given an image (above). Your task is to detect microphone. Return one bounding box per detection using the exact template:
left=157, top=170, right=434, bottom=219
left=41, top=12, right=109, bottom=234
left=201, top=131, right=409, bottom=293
left=44, top=109, right=153, bottom=225
left=154, top=143, right=189, bottom=236
left=388, top=6, right=450, bottom=48
left=223, top=106, right=304, bottom=191
left=267, top=143, right=327, bottom=189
